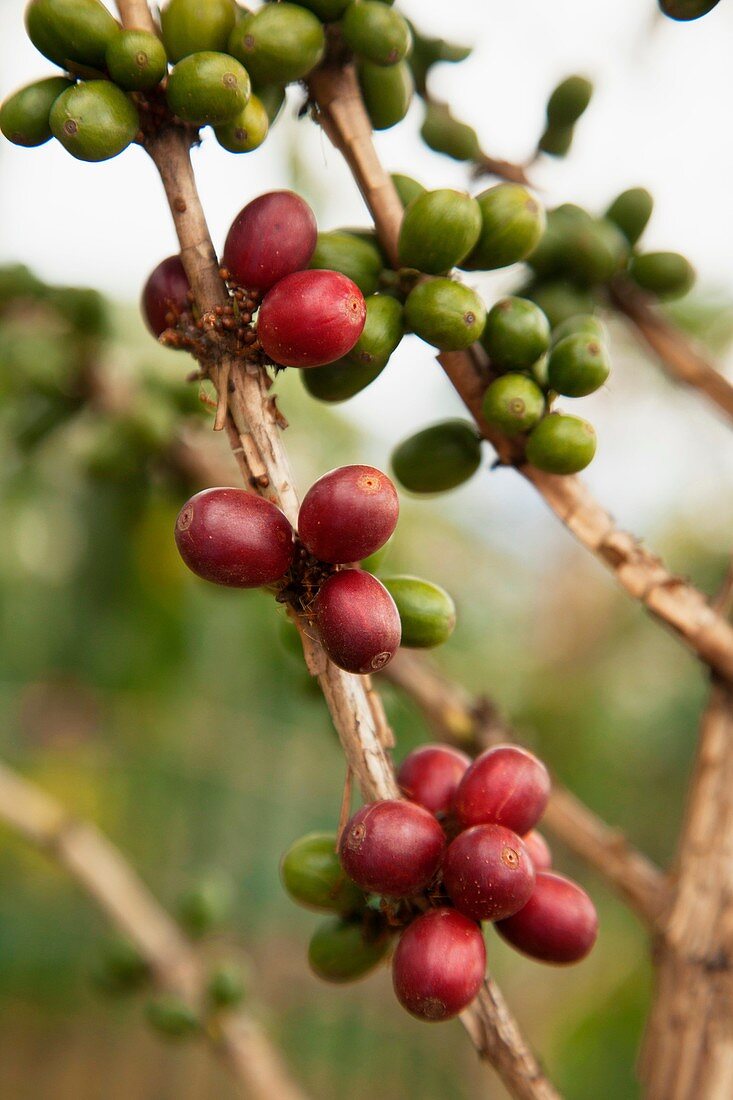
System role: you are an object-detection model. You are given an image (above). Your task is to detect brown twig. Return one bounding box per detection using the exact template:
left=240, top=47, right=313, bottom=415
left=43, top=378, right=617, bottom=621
left=383, top=650, right=668, bottom=928
left=308, top=62, right=733, bottom=687
left=0, top=760, right=307, bottom=1100
left=610, top=275, right=733, bottom=427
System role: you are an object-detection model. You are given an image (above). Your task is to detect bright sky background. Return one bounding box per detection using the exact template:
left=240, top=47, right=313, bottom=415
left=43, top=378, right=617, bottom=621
left=1, top=0, right=733, bottom=558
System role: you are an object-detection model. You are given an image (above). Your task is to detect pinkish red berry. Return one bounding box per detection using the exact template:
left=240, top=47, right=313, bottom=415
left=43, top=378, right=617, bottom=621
left=174, top=487, right=294, bottom=588
left=142, top=255, right=191, bottom=337
left=223, top=190, right=317, bottom=292
left=397, top=744, right=471, bottom=816
left=442, top=824, right=535, bottom=922
left=523, top=830, right=552, bottom=872
left=338, top=799, right=446, bottom=897
left=495, top=872, right=598, bottom=964
left=257, top=270, right=366, bottom=368
left=315, top=569, right=401, bottom=674
left=298, top=465, right=399, bottom=565
left=453, top=745, right=550, bottom=835
left=392, top=908, right=486, bottom=1021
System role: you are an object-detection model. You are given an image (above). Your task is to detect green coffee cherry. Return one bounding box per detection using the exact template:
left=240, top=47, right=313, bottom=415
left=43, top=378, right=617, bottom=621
left=482, top=373, right=546, bottom=436
left=381, top=575, right=456, bottom=648
left=408, top=22, right=471, bottom=94
left=310, top=232, right=383, bottom=296
left=392, top=419, right=482, bottom=493
left=421, top=101, right=480, bottom=162
left=308, top=917, right=391, bottom=983
left=161, top=0, right=236, bottom=62
left=303, top=356, right=386, bottom=402
left=405, top=278, right=485, bottom=351
left=214, top=94, right=268, bottom=152
left=659, top=0, right=720, bottom=19
left=551, top=313, right=607, bottom=345
left=481, top=297, right=550, bottom=371
left=146, top=997, right=199, bottom=1039
left=530, top=353, right=550, bottom=390
left=228, top=5, right=325, bottom=85
left=392, top=173, right=425, bottom=208
left=360, top=536, right=392, bottom=573
left=167, top=52, right=250, bottom=125
left=281, top=833, right=365, bottom=913
left=296, top=0, right=351, bottom=19
left=526, top=205, right=591, bottom=279
left=105, top=30, right=168, bottom=91
left=341, top=2, right=411, bottom=66
left=92, top=937, right=149, bottom=996
left=177, top=875, right=233, bottom=938
left=546, top=75, right=593, bottom=126
left=256, top=83, right=286, bottom=125
left=525, top=280, right=597, bottom=328
left=50, top=81, right=139, bottom=162
left=629, top=251, right=695, bottom=300
left=605, top=187, right=653, bottom=246
left=358, top=60, right=413, bottom=131
left=398, top=190, right=481, bottom=275
left=547, top=334, right=610, bottom=397
left=208, top=964, right=247, bottom=1008
left=0, top=77, right=73, bottom=147
left=526, top=413, right=597, bottom=475
left=538, top=123, right=574, bottom=158
left=25, top=0, right=120, bottom=69
left=464, top=184, right=546, bottom=271
left=568, top=218, right=628, bottom=286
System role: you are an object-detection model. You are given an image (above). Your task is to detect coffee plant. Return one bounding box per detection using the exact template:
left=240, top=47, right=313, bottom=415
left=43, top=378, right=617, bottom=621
left=1, top=0, right=731, bottom=1096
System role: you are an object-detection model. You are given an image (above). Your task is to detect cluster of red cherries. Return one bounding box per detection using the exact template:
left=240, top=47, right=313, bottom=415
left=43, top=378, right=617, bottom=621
left=174, top=463, right=402, bottom=674
left=340, top=743, right=598, bottom=1022
left=142, top=189, right=366, bottom=369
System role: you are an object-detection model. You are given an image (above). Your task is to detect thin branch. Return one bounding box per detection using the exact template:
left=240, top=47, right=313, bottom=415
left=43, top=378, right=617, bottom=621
left=610, top=275, right=733, bottom=427
left=308, top=62, right=733, bottom=687
left=383, top=650, right=668, bottom=928
left=0, top=760, right=307, bottom=1100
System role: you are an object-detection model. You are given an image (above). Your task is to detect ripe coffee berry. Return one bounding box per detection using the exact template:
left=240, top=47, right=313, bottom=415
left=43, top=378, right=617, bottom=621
left=442, top=824, right=535, bottom=922
left=223, top=191, right=317, bottom=292
left=339, top=799, right=445, bottom=897
left=397, top=744, right=470, bottom=816
left=298, top=465, right=398, bottom=564
left=453, top=745, right=550, bottom=835
left=174, top=487, right=294, bottom=588
left=142, top=256, right=191, bottom=337
left=495, top=872, right=598, bottom=964
left=392, top=908, right=486, bottom=1021
left=257, top=270, right=366, bottom=368
left=314, top=569, right=401, bottom=674
left=523, top=830, right=552, bottom=872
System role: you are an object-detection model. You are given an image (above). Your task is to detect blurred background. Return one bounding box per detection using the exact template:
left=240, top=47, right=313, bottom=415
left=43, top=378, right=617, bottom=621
left=1, top=0, right=733, bottom=1097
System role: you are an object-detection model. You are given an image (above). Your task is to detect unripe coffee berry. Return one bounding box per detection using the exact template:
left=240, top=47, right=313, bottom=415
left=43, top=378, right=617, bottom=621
left=546, top=76, right=593, bottom=127
left=228, top=4, right=325, bottom=85
left=547, top=335, right=610, bottom=398
left=281, top=833, right=364, bottom=913
left=397, top=744, right=470, bottom=816
left=105, top=30, right=168, bottom=91
left=166, top=51, right=250, bottom=126
left=174, top=487, right=294, bottom=587
left=550, top=314, right=607, bottom=346
left=50, top=81, right=139, bottom=162
left=482, top=374, right=545, bottom=437
left=161, top=0, right=236, bottom=62
left=359, top=59, right=414, bottom=131
left=141, top=256, right=191, bottom=338
left=481, top=297, right=550, bottom=371
left=392, top=420, right=482, bottom=494
left=392, top=908, right=486, bottom=1021
left=309, top=917, right=391, bottom=983
left=495, top=872, right=598, bottom=964
left=442, top=824, right=536, bottom=922
left=405, top=279, right=486, bottom=352
left=398, top=189, right=482, bottom=275
left=341, top=1, right=411, bottom=66
left=314, top=569, right=401, bottom=674
left=310, top=232, right=383, bottom=297
left=464, top=184, right=546, bottom=271
left=215, top=95, right=269, bottom=154
left=26, top=0, right=120, bottom=69
left=453, top=745, right=550, bottom=835
left=257, top=270, right=366, bottom=368
left=339, top=799, right=445, bottom=896
left=223, top=192, right=316, bottom=292
left=629, top=251, right=695, bottom=300
left=0, top=77, right=73, bottom=148
left=525, top=413, right=597, bottom=475
left=381, top=575, right=456, bottom=648
left=298, top=465, right=398, bottom=564
left=605, top=187, right=653, bottom=247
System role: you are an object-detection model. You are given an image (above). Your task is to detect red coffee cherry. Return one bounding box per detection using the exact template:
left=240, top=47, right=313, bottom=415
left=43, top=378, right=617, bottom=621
left=257, top=270, right=366, bottom=368
left=392, top=908, right=486, bottom=1021
left=397, top=744, right=471, bottom=816
left=495, top=872, right=598, bottom=964
left=315, top=569, right=401, bottom=674
left=523, top=829, right=552, bottom=872
left=338, top=799, right=446, bottom=897
left=442, top=824, right=535, bottom=922
left=222, top=190, right=317, bottom=292
left=453, top=745, right=550, bottom=835
left=142, top=255, right=191, bottom=337
left=174, top=487, right=294, bottom=588
left=298, top=465, right=399, bottom=564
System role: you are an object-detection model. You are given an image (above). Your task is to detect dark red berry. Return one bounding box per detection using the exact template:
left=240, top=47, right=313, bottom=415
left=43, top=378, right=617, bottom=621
left=298, top=465, right=399, bottom=565
left=442, top=824, right=535, bottom=922
left=523, top=830, right=552, bottom=872
left=338, top=799, right=446, bottom=897
left=223, top=190, right=317, bottom=292
left=174, top=487, right=294, bottom=588
left=315, top=569, right=401, bottom=674
left=453, top=745, right=550, bottom=835
left=495, top=872, right=598, bottom=964
left=392, top=908, right=486, bottom=1021
left=397, top=744, right=471, bottom=816
left=142, top=255, right=191, bottom=337
left=257, top=270, right=366, bottom=368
